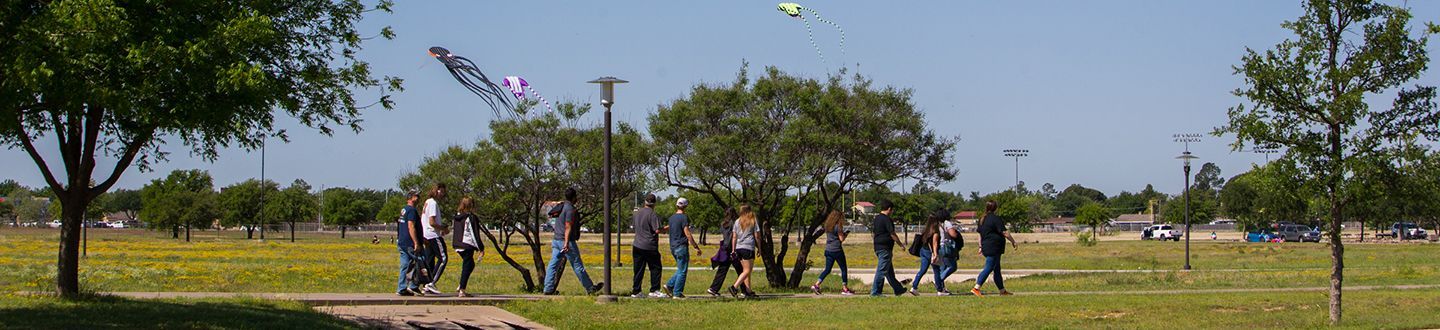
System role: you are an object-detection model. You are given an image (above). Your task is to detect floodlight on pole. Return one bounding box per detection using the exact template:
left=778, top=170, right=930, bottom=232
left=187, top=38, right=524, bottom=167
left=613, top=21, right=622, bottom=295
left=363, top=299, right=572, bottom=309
left=588, top=76, right=627, bottom=302
left=1251, top=143, right=1280, bottom=162
left=1002, top=149, right=1030, bottom=192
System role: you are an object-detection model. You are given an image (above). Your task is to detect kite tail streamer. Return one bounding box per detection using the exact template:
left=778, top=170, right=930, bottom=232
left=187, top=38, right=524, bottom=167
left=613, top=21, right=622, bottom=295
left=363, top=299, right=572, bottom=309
left=806, top=8, right=845, bottom=58
left=529, top=87, right=553, bottom=112
left=801, top=15, right=824, bottom=63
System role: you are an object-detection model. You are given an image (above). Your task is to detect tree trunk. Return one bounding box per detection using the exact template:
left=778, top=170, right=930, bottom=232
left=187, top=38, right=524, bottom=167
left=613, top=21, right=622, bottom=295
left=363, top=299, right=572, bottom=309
left=481, top=227, right=536, bottom=291
left=340, top=226, right=346, bottom=239
left=56, top=197, right=88, bottom=298
left=291, top=222, right=296, bottom=242
left=260, top=223, right=265, bottom=240
left=185, top=223, right=191, bottom=242
left=172, top=225, right=179, bottom=239
left=787, top=210, right=829, bottom=288
left=1328, top=202, right=1344, bottom=325
left=246, top=227, right=254, bottom=239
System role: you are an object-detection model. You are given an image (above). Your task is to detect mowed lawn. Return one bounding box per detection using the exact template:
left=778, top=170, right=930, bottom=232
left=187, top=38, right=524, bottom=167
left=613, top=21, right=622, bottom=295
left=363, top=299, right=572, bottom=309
left=1, top=228, right=1437, bottom=296
left=503, top=289, right=1440, bottom=329
left=0, top=294, right=357, bottom=330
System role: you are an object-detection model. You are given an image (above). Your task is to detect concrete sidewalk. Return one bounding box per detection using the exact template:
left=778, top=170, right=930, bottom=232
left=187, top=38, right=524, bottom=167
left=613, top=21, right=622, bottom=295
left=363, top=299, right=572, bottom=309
left=106, top=292, right=559, bottom=306
left=320, top=305, right=552, bottom=330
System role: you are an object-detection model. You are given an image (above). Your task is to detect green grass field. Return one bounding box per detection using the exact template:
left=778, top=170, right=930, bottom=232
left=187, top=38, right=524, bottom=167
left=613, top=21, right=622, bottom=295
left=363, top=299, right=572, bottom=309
left=0, top=294, right=357, bottom=329
left=2, top=227, right=1438, bottom=329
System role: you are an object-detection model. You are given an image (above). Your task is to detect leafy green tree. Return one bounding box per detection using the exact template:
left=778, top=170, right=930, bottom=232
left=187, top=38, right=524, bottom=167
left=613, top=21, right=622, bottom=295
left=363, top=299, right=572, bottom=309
left=1217, top=0, right=1439, bottom=323
left=217, top=179, right=279, bottom=239
left=103, top=189, right=142, bottom=225
left=263, top=180, right=317, bottom=242
left=1054, top=184, right=1107, bottom=217
left=1193, top=163, right=1226, bottom=192
left=1074, top=201, right=1113, bottom=239
left=321, top=187, right=371, bottom=239
left=0, top=180, right=22, bottom=197
left=139, top=170, right=217, bottom=242
left=7, top=189, right=49, bottom=225
left=0, top=0, right=400, bottom=297
left=651, top=66, right=957, bottom=287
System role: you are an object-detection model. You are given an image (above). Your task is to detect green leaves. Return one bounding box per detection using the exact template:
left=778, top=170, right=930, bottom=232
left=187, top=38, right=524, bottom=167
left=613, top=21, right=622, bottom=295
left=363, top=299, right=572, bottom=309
left=139, top=169, right=217, bottom=232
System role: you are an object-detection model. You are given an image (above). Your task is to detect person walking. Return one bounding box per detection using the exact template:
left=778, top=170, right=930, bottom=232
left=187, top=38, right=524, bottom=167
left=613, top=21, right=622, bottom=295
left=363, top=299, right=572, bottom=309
left=663, top=198, right=702, bottom=299
left=707, top=207, right=742, bottom=297
left=629, top=194, right=664, bottom=298
left=907, top=216, right=942, bottom=296
left=542, top=187, right=604, bottom=295
left=451, top=197, right=485, bottom=297
left=420, top=183, right=450, bottom=296
left=729, top=204, right=760, bottom=298
left=396, top=191, right=426, bottom=296
left=934, top=209, right=963, bottom=295
left=972, top=200, right=1018, bottom=296
left=870, top=200, right=907, bottom=296
left=810, top=210, right=854, bottom=295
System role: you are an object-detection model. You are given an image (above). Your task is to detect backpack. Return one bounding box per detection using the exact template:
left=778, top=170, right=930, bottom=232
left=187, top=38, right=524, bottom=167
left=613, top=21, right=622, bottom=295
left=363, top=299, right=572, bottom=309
left=908, top=233, right=925, bottom=257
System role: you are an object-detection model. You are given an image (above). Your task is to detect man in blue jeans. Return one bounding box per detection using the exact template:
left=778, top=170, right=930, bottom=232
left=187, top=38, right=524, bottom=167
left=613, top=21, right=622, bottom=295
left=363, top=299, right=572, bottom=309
left=870, top=200, right=906, bottom=296
left=542, top=188, right=604, bottom=295
left=663, top=198, right=702, bottom=298
left=395, top=191, right=425, bottom=296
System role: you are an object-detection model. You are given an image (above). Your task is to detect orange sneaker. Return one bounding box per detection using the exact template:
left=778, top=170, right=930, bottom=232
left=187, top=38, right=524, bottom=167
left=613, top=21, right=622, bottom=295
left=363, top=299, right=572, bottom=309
left=999, top=290, right=1014, bottom=296
left=970, top=288, right=984, bottom=297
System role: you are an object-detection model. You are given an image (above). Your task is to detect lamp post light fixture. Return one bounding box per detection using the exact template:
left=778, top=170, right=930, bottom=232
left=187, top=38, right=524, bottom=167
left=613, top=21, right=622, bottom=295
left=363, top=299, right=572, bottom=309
left=1002, top=149, right=1029, bottom=192
left=588, top=76, right=627, bottom=300
left=1173, top=133, right=1202, bottom=271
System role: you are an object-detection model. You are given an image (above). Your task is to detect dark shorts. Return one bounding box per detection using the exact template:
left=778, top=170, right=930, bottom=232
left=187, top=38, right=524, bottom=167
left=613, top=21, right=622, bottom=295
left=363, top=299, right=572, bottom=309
left=735, top=249, right=756, bottom=260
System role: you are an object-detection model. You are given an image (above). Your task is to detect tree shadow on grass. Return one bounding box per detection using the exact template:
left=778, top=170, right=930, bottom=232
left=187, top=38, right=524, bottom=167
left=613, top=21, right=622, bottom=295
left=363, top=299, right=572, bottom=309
left=0, top=294, right=359, bottom=329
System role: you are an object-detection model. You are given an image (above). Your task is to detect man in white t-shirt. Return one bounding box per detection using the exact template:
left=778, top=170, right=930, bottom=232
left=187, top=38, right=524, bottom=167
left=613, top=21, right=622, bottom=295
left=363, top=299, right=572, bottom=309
left=420, top=183, right=449, bottom=295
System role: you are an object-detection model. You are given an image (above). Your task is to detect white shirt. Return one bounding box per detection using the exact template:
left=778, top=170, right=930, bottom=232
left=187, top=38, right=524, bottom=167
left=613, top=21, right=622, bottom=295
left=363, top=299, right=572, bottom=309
left=941, top=220, right=959, bottom=244
left=461, top=215, right=479, bottom=248
left=422, top=198, right=441, bottom=240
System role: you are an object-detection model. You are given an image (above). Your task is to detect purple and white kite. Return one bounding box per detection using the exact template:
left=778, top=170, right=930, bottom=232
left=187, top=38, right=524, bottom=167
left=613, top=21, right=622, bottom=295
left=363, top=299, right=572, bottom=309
left=502, top=76, right=553, bottom=113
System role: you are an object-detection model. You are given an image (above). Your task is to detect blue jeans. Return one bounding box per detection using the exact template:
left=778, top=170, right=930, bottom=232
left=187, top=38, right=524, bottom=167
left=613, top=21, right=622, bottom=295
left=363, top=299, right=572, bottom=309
left=816, top=250, right=848, bottom=284
left=912, top=248, right=933, bottom=291
left=976, top=255, right=1004, bottom=290
left=543, top=240, right=595, bottom=293
left=666, top=245, right=690, bottom=296
left=935, top=244, right=958, bottom=291
left=396, top=246, right=417, bottom=292
left=870, top=249, right=905, bottom=296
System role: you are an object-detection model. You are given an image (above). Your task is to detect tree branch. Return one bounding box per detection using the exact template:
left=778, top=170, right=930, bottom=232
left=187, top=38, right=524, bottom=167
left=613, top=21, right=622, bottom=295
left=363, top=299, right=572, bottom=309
left=91, top=129, right=153, bottom=195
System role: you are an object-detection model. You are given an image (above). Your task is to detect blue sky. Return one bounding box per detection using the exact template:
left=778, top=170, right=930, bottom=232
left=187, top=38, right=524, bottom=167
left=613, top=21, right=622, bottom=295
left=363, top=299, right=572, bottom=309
left=3, top=0, right=1437, bottom=197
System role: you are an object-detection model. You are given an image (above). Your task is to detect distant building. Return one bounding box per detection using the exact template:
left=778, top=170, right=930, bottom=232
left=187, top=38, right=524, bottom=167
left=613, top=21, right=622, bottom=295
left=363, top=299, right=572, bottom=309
left=1040, top=216, right=1077, bottom=230
left=953, top=211, right=979, bottom=228
left=851, top=202, right=875, bottom=215
left=1113, top=213, right=1156, bottom=225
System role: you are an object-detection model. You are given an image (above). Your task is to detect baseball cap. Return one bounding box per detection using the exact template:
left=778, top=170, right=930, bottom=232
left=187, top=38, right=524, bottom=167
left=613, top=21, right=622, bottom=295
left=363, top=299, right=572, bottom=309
left=676, top=198, right=689, bottom=208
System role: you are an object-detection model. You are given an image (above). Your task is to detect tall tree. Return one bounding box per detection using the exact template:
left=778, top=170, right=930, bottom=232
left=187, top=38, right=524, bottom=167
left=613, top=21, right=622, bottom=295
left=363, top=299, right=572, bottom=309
left=217, top=179, right=279, bottom=239
left=1074, top=201, right=1113, bottom=239
left=651, top=66, right=956, bottom=287
left=103, top=189, right=142, bottom=225
left=1192, top=163, right=1226, bottom=192
left=138, top=170, right=217, bottom=242
left=1218, top=0, right=1439, bottom=323
left=263, top=180, right=317, bottom=242
left=321, top=187, right=370, bottom=239
left=0, top=0, right=401, bottom=297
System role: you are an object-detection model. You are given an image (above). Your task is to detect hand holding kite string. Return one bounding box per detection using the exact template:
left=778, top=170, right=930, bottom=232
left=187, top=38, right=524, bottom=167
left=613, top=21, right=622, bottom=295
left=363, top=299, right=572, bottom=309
left=777, top=3, right=846, bottom=63
left=502, top=76, right=553, bottom=113
left=428, top=46, right=515, bottom=117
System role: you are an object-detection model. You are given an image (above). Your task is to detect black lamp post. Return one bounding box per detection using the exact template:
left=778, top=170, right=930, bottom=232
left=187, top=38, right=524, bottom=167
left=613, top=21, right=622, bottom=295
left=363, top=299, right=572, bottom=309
left=588, top=76, right=627, bottom=299
left=1174, top=133, right=1201, bottom=270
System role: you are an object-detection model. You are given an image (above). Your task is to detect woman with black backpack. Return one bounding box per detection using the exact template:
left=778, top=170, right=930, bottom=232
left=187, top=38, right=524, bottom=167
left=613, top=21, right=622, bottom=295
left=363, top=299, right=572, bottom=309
left=933, top=209, right=963, bottom=295
left=906, top=216, right=942, bottom=296
left=451, top=197, right=485, bottom=297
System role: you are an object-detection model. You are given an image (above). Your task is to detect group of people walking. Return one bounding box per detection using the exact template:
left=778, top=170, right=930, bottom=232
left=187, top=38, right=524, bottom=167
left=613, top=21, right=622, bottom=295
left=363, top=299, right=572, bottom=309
left=394, top=184, right=1016, bottom=299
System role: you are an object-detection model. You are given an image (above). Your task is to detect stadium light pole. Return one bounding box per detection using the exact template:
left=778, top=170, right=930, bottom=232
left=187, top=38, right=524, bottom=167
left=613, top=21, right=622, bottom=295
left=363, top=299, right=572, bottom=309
left=1174, top=133, right=1202, bottom=270
left=1002, top=149, right=1029, bottom=192
left=589, top=76, right=627, bottom=301
left=1251, top=143, right=1280, bottom=162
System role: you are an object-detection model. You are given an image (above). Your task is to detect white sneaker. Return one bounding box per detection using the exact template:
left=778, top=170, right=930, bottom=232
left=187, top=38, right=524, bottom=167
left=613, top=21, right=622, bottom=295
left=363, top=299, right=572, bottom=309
left=423, top=284, right=443, bottom=295
left=937, top=291, right=952, bottom=296
left=649, top=291, right=669, bottom=298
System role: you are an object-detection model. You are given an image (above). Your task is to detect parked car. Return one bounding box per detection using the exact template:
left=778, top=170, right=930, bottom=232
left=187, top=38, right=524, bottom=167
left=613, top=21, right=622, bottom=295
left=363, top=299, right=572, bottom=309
left=1276, top=224, right=1311, bottom=242
left=1392, top=222, right=1428, bottom=240
left=1299, top=227, right=1322, bottom=242
left=1145, top=225, right=1182, bottom=241
left=1209, top=219, right=1236, bottom=225
left=88, top=222, right=109, bottom=228
left=1246, top=229, right=1277, bottom=243
left=47, top=220, right=61, bottom=228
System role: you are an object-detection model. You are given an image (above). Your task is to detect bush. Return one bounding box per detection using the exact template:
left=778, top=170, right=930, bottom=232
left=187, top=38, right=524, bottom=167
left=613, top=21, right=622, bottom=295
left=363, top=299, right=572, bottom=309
left=1076, top=231, right=1098, bottom=247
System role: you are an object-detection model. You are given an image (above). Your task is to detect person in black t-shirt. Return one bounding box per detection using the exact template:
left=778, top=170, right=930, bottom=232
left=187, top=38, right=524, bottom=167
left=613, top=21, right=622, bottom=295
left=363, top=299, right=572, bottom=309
left=869, top=200, right=907, bottom=296
left=972, top=200, right=1018, bottom=296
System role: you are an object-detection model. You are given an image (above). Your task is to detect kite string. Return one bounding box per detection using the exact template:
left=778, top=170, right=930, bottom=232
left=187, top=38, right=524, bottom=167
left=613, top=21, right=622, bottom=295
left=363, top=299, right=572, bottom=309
left=805, top=8, right=845, bottom=58
left=528, top=87, right=553, bottom=112
left=800, top=15, right=824, bottom=63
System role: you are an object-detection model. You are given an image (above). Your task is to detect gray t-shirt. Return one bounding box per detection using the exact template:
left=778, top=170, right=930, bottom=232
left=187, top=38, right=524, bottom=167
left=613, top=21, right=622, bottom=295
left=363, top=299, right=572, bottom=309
left=552, top=202, right=578, bottom=241
left=734, top=222, right=758, bottom=251
left=668, top=213, right=691, bottom=247
left=823, top=226, right=844, bottom=253
left=631, top=207, right=661, bottom=251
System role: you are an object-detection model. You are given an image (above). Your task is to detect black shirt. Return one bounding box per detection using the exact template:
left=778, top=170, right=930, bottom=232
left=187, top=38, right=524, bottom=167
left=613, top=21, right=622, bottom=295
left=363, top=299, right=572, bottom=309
left=978, top=214, right=1008, bottom=256
left=872, top=213, right=895, bottom=250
